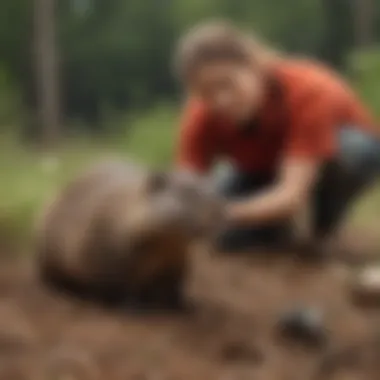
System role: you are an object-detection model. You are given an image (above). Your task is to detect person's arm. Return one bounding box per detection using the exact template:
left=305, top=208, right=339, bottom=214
left=176, top=101, right=217, bottom=174
left=226, top=93, right=335, bottom=225
left=227, top=158, right=320, bottom=224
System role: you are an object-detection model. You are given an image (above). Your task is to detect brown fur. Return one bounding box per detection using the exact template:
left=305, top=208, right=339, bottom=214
left=35, top=159, right=223, bottom=310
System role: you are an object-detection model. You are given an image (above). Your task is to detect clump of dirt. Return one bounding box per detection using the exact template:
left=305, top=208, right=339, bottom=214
left=0, top=247, right=379, bottom=380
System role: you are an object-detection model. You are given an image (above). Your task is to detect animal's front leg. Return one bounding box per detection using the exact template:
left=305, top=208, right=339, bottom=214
left=136, top=258, right=190, bottom=313
left=155, top=269, right=187, bottom=311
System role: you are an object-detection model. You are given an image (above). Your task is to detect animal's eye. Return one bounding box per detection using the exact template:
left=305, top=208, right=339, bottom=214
left=146, top=172, right=168, bottom=193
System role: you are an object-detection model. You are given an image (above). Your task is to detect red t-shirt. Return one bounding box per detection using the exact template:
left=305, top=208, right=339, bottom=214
left=176, top=59, right=376, bottom=174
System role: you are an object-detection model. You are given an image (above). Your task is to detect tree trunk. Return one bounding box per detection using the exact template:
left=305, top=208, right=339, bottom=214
left=353, top=0, right=374, bottom=48
left=33, top=0, right=60, bottom=148
left=321, top=0, right=354, bottom=69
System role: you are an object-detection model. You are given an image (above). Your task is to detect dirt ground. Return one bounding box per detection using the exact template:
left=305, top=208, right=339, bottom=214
left=0, top=236, right=380, bottom=380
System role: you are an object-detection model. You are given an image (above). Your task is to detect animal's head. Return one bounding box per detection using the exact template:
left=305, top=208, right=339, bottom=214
left=102, top=168, right=224, bottom=273
left=110, top=169, right=223, bottom=241
left=165, top=169, right=225, bottom=238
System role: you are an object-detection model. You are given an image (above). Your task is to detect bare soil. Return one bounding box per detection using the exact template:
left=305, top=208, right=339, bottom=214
left=0, top=239, right=379, bottom=380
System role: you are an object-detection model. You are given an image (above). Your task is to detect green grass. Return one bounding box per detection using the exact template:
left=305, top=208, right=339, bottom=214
left=345, top=47, right=380, bottom=235
left=122, top=102, right=179, bottom=166
left=0, top=104, right=179, bottom=250
left=350, top=183, right=380, bottom=228
left=347, top=47, right=380, bottom=120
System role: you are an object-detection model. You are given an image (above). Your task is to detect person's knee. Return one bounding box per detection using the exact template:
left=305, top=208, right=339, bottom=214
left=339, top=128, right=380, bottom=176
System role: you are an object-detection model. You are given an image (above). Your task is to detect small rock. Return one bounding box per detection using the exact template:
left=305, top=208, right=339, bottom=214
left=219, top=340, right=264, bottom=365
left=277, top=306, right=327, bottom=348
left=350, top=266, right=380, bottom=306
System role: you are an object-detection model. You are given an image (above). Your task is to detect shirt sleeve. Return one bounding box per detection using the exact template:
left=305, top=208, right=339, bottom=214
left=283, top=92, right=337, bottom=161
left=176, top=102, right=217, bottom=173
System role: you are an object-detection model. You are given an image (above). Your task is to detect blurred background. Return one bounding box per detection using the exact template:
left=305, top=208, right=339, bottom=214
left=0, top=0, right=379, bottom=250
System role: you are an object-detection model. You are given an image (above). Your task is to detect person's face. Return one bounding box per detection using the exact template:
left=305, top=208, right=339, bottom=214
left=188, top=61, right=265, bottom=123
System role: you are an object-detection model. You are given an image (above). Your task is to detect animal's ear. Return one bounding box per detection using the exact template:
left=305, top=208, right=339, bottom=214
left=145, top=171, right=169, bottom=193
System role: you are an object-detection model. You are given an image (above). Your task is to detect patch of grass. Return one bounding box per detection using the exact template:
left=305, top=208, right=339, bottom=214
left=0, top=104, right=180, bottom=250
left=0, top=140, right=105, bottom=249
left=347, top=47, right=380, bottom=119
left=349, top=182, right=380, bottom=229
left=121, top=102, right=179, bottom=167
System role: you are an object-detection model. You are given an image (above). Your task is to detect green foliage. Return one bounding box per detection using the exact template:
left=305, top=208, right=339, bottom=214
left=347, top=47, right=380, bottom=119
left=58, top=0, right=177, bottom=126
left=2, top=0, right=379, bottom=130
left=123, top=103, right=179, bottom=167
left=0, top=66, right=22, bottom=128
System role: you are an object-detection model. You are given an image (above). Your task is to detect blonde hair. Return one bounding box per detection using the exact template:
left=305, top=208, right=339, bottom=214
left=174, top=20, right=280, bottom=81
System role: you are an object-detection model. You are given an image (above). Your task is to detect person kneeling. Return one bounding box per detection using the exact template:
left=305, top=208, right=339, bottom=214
left=174, top=21, right=380, bottom=255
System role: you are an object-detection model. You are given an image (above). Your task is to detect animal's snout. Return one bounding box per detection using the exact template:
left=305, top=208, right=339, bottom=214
left=151, top=196, right=193, bottom=231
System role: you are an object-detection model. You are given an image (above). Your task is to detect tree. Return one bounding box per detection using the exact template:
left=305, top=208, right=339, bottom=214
left=33, top=0, right=60, bottom=146
left=321, top=0, right=354, bottom=68
left=353, top=0, right=375, bottom=48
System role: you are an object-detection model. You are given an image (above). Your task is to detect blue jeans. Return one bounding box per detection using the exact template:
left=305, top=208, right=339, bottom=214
left=216, top=127, right=380, bottom=252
